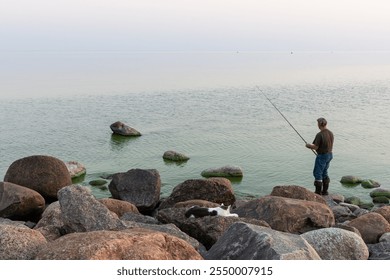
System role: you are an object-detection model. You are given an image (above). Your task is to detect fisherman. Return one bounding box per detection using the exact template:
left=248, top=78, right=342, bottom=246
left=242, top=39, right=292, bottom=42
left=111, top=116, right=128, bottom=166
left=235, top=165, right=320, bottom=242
left=305, top=117, right=334, bottom=195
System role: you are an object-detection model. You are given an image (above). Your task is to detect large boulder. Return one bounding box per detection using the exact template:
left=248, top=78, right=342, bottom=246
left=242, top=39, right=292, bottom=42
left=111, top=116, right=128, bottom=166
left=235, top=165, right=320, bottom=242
left=368, top=234, right=390, bottom=260
left=373, top=206, right=390, bottom=223
left=206, top=222, right=320, bottom=260
left=109, top=169, right=161, bottom=214
left=58, top=185, right=124, bottom=233
left=35, top=228, right=203, bottom=260
left=301, top=228, right=369, bottom=260
left=4, top=155, right=72, bottom=201
left=159, top=178, right=235, bottom=209
left=0, top=181, right=45, bottom=221
left=0, top=223, right=47, bottom=260
left=157, top=207, right=269, bottom=249
left=234, top=196, right=335, bottom=234
left=347, top=212, right=390, bottom=244
left=110, top=121, right=141, bottom=136
left=270, top=185, right=327, bottom=205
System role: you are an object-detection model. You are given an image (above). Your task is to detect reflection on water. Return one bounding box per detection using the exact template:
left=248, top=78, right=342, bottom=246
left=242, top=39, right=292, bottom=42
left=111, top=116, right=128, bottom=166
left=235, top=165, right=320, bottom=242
left=109, top=134, right=141, bottom=151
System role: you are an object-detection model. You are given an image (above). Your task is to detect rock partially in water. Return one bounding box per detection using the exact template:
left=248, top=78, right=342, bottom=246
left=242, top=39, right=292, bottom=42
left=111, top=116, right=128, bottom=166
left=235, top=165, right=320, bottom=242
left=64, top=161, right=86, bottom=179
left=361, top=179, right=381, bottom=189
left=201, top=165, right=243, bottom=178
left=110, top=121, right=141, bottom=136
left=370, top=188, right=390, bottom=199
left=162, top=150, right=190, bottom=161
left=340, top=175, right=363, bottom=184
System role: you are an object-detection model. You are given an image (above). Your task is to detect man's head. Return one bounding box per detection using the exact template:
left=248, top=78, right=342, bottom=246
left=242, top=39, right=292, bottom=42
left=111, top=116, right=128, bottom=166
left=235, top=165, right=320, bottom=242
left=317, top=117, right=327, bottom=128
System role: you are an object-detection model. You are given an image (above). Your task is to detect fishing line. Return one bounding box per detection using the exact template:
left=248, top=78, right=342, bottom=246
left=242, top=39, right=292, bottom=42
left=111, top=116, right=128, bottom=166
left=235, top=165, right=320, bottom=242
left=256, top=86, right=317, bottom=155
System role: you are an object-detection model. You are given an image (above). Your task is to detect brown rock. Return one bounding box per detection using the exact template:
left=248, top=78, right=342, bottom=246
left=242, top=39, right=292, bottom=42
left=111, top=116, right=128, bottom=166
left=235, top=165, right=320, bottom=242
left=98, top=198, right=140, bottom=217
left=234, top=196, right=335, bottom=234
left=0, top=223, right=47, bottom=260
left=4, top=155, right=72, bottom=201
left=270, top=185, right=327, bottom=205
left=110, top=121, right=141, bottom=136
left=373, top=205, right=390, bottom=224
left=173, top=199, right=220, bottom=208
left=347, top=212, right=390, bottom=244
left=35, top=228, right=203, bottom=260
left=109, top=169, right=161, bottom=214
left=159, top=178, right=236, bottom=209
left=0, top=181, right=45, bottom=221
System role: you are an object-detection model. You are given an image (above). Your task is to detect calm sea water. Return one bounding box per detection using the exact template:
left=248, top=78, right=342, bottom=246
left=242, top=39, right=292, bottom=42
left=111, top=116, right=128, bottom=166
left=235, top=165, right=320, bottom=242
left=1, top=51, right=390, bottom=203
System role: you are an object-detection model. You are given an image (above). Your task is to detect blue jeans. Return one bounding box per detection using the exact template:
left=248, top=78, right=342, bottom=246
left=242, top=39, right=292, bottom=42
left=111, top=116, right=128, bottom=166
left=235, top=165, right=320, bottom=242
left=313, top=153, right=333, bottom=181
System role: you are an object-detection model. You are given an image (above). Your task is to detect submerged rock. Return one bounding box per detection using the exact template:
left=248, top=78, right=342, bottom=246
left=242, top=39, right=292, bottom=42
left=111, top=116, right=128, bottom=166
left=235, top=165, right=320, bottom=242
left=340, top=175, right=363, bottom=184
left=370, top=188, right=390, bottom=199
left=361, top=179, right=380, bottom=189
left=201, top=165, right=243, bottom=178
left=110, top=121, right=141, bottom=136
left=163, top=150, right=190, bottom=161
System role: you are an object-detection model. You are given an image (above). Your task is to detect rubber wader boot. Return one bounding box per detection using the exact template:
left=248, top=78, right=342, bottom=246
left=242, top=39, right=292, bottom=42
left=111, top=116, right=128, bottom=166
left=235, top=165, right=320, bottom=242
left=314, top=180, right=322, bottom=195
left=322, top=177, right=330, bottom=195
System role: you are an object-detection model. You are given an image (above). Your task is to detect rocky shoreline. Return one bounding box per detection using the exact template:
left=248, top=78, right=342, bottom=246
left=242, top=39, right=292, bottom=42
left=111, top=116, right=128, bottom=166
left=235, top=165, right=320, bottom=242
left=1, top=155, right=390, bottom=260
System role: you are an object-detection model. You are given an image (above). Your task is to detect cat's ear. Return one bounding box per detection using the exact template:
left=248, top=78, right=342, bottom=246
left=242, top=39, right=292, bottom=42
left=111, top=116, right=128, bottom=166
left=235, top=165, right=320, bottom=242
left=221, top=203, right=224, bottom=207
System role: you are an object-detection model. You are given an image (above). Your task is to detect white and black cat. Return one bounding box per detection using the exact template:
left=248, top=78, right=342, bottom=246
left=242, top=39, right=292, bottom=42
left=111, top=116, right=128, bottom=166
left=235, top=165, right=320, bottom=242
left=185, top=204, right=238, bottom=218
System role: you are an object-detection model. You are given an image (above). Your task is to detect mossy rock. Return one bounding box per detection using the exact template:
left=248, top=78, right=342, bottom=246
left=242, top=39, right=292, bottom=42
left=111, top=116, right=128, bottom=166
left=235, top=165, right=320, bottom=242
left=89, top=179, right=108, bottom=186
left=361, top=179, right=380, bottom=189
left=344, top=196, right=362, bottom=206
left=372, top=196, right=390, bottom=204
left=201, top=165, right=243, bottom=178
left=340, top=175, right=363, bottom=184
left=370, top=188, right=390, bottom=198
left=359, top=201, right=375, bottom=210
left=162, top=150, right=190, bottom=162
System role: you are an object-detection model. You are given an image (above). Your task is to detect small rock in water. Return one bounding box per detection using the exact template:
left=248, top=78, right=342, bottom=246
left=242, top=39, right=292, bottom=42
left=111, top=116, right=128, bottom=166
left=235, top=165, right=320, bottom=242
left=110, top=121, right=141, bottom=136
left=89, top=179, right=108, bottom=186
left=64, top=161, right=86, bottom=179
left=340, top=175, right=363, bottom=184
left=201, top=165, right=243, bottom=178
left=162, top=150, right=190, bottom=161
left=361, top=179, right=381, bottom=189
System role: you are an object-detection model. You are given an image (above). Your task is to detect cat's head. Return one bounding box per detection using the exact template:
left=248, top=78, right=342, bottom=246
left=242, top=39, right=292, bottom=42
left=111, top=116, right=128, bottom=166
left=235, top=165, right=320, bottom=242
left=219, top=203, right=231, bottom=211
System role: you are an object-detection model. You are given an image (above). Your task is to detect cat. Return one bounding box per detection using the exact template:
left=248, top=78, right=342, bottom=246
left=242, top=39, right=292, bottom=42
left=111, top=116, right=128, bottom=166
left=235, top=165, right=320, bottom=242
left=185, top=203, right=238, bottom=218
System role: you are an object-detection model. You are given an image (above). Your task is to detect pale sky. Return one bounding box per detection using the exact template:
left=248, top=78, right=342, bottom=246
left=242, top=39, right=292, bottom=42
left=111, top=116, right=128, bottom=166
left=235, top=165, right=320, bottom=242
left=1, top=0, right=390, bottom=51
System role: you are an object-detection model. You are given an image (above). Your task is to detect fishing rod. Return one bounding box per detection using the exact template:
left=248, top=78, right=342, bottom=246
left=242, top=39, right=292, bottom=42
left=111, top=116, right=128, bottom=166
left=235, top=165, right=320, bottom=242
left=256, top=86, right=317, bottom=155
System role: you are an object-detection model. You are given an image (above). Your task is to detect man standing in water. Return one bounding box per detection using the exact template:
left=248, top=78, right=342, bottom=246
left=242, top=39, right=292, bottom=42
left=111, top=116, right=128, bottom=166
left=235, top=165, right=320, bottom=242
left=305, top=117, right=334, bottom=195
